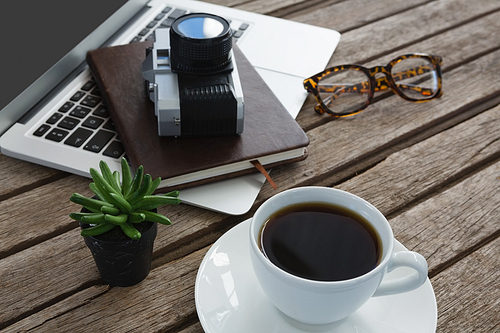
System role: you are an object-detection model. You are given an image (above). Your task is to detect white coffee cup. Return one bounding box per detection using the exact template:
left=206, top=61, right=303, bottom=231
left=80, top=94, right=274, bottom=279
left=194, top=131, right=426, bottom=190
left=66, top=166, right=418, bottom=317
left=249, top=186, right=428, bottom=325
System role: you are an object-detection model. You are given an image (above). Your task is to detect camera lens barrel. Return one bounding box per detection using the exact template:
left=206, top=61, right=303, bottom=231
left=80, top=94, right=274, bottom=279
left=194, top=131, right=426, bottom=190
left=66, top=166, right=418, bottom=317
left=170, top=13, right=233, bottom=74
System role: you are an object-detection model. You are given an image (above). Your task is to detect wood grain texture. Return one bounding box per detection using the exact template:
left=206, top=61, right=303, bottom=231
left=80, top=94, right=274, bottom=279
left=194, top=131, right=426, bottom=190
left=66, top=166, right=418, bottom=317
left=2, top=247, right=209, bottom=333
left=261, top=47, right=500, bottom=200
left=0, top=230, right=97, bottom=326
left=337, top=104, right=500, bottom=217
left=288, top=0, right=431, bottom=32
left=0, top=197, right=230, bottom=327
left=387, top=158, right=500, bottom=275
left=0, top=153, right=64, bottom=200
left=178, top=322, right=204, bottom=333
left=9, top=157, right=500, bottom=331
left=0, top=175, right=89, bottom=257
left=296, top=0, right=500, bottom=131
left=0, top=285, right=109, bottom=333
left=236, top=0, right=307, bottom=15
left=433, top=237, right=500, bottom=332
left=298, top=0, right=500, bottom=65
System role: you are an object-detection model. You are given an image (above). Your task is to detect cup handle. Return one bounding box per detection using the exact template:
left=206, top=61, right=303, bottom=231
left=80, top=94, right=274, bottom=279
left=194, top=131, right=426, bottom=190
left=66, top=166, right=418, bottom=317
left=372, top=250, right=428, bottom=297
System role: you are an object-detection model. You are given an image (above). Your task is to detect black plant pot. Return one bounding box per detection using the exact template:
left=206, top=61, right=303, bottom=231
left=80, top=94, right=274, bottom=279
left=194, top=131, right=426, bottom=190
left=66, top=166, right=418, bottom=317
left=80, top=207, right=158, bottom=287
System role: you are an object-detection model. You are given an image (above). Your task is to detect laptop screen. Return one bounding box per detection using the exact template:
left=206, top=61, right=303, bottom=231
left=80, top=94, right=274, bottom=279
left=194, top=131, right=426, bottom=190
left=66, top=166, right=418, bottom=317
left=0, top=0, right=131, bottom=113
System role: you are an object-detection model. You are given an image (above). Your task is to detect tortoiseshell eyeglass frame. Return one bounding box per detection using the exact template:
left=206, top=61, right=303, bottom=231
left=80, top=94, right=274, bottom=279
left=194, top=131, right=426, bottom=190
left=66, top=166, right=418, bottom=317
left=303, top=53, right=443, bottom=118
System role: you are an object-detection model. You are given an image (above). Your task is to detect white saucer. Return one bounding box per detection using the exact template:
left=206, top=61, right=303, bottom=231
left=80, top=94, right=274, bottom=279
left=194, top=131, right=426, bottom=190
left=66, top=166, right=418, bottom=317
left=195, top=219, right=437, bottom=333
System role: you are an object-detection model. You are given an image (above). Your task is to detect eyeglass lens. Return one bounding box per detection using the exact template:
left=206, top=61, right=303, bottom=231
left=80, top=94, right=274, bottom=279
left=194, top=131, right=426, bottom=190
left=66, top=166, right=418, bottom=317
left=391, top=57, right=439, bottom=100
left=317, top=69, right=370, bottom=115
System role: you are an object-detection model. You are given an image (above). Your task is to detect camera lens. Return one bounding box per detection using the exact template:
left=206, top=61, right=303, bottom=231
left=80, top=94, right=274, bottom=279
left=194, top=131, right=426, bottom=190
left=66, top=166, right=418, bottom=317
left=170, top=13, right=233, bottom=74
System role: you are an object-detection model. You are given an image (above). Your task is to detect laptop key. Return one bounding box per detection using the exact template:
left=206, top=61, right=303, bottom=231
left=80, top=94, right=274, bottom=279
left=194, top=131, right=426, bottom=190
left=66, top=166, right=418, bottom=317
left=80, top=95, right=101, bottom=108
left=155, top=13, right=165, bottom=21
left=58, top=101, right=75, bottom=113
left=103, top=119, right=116, bottom=131
left=81, top=80, right=95, bottom=91
left=161, top=17, right=175, bottom=28
left=169, top=9, right=187, bottom=19
left=103, top=141, right=125, bottom=158
left=84, top=130, right=114, bottom=153
left=47, top=112, right=63, bottom=124
left=138, top=28, right=150, bottom=36
left=58, top=116, right=80, bottom=130
left=70, top=91, right=86, bottom=102
left=34, top=124, right=51, bottom=137
left=70, top=106, right=91, bottom=118
left=161, top=18, right=174, bottom=28
left=46, top=128, right=69, bottom=142
left=64, top=128, right=93, bottom=147
left=90, top=87, right=101, bottom=97
left=93, top=105, right=109, bottom=118
left=82, top=116, right=105, bottom=129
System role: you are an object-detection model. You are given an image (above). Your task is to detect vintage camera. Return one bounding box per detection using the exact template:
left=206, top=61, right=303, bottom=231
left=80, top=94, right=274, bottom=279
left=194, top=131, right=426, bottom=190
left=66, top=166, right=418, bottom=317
left=142, top=13, right=244, bottom=137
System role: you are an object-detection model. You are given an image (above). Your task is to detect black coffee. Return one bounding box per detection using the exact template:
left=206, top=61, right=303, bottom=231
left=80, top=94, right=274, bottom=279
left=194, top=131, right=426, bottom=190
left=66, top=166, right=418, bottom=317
left=259, top=202, right=381, bottom=281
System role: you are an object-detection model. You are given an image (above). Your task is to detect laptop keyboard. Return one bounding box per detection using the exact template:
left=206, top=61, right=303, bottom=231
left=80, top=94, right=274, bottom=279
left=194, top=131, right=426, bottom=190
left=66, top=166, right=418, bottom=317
left=32, top=5, right=250, bottom=160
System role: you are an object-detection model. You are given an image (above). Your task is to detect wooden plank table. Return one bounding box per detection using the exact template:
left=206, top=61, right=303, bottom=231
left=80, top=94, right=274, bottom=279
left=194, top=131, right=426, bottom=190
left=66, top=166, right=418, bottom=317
left=1, top=0, right=499, bottom=332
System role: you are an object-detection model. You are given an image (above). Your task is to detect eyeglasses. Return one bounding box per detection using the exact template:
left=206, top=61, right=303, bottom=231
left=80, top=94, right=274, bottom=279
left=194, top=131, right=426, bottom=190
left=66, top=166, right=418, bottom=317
left=303, top=53, right=443, bottom=118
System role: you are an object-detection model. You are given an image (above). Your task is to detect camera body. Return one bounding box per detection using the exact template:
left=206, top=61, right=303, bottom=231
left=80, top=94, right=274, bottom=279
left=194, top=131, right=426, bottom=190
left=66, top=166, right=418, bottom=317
left=142, top=13, right=244, bottom=137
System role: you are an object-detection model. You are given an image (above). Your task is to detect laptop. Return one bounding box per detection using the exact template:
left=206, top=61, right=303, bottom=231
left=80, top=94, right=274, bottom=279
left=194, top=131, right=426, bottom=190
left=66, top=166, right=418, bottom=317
left=0, top=0, right=340, bottom=215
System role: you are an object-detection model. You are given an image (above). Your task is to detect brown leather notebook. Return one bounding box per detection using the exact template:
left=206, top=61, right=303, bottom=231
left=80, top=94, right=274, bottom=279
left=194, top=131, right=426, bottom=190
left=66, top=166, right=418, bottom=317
left=86, top=41, right=309, bottom=190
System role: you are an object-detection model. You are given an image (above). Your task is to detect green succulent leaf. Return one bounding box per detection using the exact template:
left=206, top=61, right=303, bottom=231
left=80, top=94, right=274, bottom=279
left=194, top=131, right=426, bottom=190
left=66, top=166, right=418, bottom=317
left=90, top=167, right=119, bottom=203
left=128, top=212, right=146, bottom=224
left=163, top=190, right=180, bottom=198
left=105, top=213, right=128, bottom=225
left=70, top=212, right=104, bottom=222
left=138, top=210, right=172, bottom=225
left=99, top=160, right=121, bottom=193
left=121, top=157, right=133, bottom=197
left=146, top=177, right=162, bottom=196
left=89, top=182, right=108, bottom=202
left=127, top=174, right=152, bottom=204
left=80, top=213, right=107, bottom=224
left=120, top=222, right=141, bottom=240
left=113, top=171, right=121, bottom=192
left=81, top=223, right=116, bottom=237
left=132, top=195, right=181, bottom=211
left=109, top=192, right=132, bottom=214
left=70, top=193, right=113, bottom=213
left=101, top=205, right=121, bottom=216
left=128, top=165, right=144, bottom=197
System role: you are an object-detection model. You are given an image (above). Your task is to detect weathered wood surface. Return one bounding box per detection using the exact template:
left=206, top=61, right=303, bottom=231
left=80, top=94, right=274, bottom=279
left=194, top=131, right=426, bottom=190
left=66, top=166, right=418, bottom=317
left=288, top=0, right=433, bottom=32
left=5, top=143, right=499, bottom=332
left=1, top=0, right=499, bottom=332
left=0, top=154, right=65, bottom=200
left=433, top=237, right=500, bottom=333
left=296, top=0, right=500, bottom=131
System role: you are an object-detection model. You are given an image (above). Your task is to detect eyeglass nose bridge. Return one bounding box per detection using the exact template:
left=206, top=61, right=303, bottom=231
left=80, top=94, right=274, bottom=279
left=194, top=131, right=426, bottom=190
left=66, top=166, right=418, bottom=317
left=368, top=65, right=395, bottom=93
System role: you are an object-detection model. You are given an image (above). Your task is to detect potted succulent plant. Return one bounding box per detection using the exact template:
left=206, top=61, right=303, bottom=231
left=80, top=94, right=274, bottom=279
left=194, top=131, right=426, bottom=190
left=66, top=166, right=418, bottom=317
left=69, top=157, right=180, bottom=287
